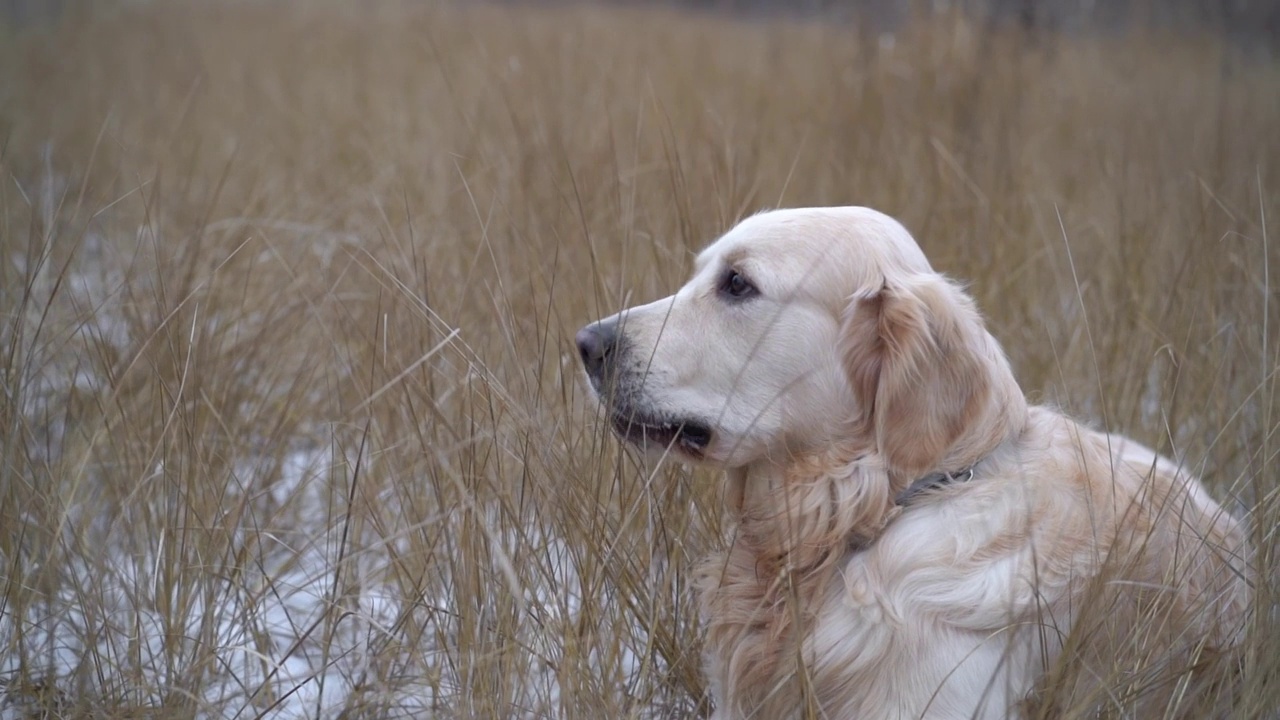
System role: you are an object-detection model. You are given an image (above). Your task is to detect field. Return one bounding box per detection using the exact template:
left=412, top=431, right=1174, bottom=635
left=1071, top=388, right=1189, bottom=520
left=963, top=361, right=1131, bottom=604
left=1, top=1, right=1278, bottom=717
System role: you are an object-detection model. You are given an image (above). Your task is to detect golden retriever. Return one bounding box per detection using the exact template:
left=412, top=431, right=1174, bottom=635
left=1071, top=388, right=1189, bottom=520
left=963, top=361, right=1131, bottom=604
left=575, top=207, right=1249, bottom=719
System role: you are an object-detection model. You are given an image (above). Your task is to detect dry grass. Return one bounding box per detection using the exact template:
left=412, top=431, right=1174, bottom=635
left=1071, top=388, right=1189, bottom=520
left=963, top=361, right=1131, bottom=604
left=0, top=1, right=1277, bottom=717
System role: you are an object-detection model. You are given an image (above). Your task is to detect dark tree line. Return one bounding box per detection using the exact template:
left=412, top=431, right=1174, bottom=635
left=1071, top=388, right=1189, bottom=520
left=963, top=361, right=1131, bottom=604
left=630, top=0, right=1279, bottom=49
left=6, top=0, right=1277, bottom=51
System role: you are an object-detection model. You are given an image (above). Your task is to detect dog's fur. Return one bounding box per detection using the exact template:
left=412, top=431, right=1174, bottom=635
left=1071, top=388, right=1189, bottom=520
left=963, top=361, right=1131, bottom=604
left=576, top=207, right=1249, bottom=719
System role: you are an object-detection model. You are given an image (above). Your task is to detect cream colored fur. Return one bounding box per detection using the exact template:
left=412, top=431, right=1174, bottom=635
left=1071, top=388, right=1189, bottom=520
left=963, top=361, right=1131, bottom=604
left=578, top=207, right=1249, bottom=719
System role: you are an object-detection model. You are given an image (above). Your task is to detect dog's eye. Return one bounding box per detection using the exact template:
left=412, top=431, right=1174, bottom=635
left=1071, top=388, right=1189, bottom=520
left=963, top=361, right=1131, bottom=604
left=720, top=269, right=757, bottom=300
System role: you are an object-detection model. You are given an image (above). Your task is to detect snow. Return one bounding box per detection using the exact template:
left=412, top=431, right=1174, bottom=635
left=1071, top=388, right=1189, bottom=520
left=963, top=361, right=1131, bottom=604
left=1, top=158, right=690, bottom=719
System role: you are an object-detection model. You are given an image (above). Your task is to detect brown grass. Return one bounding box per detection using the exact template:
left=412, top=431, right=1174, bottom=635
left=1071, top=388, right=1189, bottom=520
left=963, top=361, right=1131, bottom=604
left=0, top=1, right=1276, bottom=717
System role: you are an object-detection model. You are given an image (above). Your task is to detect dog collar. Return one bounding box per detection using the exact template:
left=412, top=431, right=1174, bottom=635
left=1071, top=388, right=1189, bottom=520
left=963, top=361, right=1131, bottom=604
left=895, top=466, right=975, bottom=506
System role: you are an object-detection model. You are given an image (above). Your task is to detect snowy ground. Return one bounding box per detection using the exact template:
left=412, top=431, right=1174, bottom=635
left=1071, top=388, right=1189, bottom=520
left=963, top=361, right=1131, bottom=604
left=0, top=161, right=672, bottom=718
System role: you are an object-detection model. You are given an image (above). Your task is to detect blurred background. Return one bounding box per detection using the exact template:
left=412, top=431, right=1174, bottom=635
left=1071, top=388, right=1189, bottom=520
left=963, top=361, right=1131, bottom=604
left=1, top=0, right=1277, bottom=718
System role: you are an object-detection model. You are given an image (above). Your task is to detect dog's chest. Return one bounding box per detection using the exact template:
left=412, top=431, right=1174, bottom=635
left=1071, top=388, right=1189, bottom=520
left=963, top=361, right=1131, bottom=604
left=698, top=491, right=1053, bottom=719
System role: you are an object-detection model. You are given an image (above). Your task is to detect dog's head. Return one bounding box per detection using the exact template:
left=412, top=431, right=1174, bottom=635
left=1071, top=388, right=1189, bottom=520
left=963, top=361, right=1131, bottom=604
left=576, top=207, right=1026, bottom=474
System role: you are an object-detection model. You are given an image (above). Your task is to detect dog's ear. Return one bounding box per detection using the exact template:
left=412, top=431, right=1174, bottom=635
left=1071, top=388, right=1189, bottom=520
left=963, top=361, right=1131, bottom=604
left=840, top=273, right=995, bottom=478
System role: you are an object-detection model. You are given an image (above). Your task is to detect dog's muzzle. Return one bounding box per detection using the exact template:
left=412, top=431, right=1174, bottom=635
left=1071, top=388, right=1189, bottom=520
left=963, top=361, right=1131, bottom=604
left=575, top=317, right=713, bottom=456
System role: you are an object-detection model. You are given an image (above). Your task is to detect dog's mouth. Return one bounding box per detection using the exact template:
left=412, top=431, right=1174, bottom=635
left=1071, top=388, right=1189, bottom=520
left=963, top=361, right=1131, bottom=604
left=608, top=410, right=713, bottom=458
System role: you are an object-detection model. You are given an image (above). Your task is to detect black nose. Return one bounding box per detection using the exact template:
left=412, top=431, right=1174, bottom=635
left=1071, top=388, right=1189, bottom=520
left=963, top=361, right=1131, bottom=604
left=576, top=321, right=617, bottom=377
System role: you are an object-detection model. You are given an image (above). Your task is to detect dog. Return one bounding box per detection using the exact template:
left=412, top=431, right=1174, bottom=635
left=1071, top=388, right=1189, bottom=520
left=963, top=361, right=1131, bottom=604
left=575, top=207, right=1249, bottom=719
